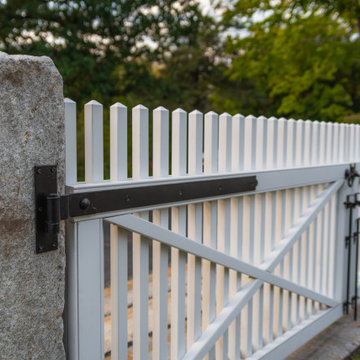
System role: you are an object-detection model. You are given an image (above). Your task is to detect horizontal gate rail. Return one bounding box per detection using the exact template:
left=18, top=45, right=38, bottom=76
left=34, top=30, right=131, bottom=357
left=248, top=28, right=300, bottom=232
left=61, top=164, right=351, bottom=222
left=68, top=163, right=349, bottom=193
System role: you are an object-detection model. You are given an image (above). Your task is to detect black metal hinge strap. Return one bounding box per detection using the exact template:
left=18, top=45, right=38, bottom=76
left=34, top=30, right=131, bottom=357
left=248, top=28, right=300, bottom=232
left=35, top=165, right=258, bottom=253
left=66, top=175, right=258, bottom=218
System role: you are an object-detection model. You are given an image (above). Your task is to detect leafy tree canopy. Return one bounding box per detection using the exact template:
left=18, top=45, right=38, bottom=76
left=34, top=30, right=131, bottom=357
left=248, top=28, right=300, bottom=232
left=220, top=0, right=360, bottom=122
left=0, top=0, right=215, bottom=106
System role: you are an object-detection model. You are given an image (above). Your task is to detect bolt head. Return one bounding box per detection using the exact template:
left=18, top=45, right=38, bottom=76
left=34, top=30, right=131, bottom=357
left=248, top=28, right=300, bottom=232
left=79, top=198, right=91, bottom=210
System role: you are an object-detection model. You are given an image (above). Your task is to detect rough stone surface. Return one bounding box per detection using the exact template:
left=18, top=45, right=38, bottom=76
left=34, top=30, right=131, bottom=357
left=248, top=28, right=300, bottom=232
left=287, top=307, right=360, bottom=360
left=0, top=52, right=65, bottom=359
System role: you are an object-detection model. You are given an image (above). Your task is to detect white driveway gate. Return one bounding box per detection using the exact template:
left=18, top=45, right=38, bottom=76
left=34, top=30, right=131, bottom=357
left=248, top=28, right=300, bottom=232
left=56, top=99, right=360, bottom=359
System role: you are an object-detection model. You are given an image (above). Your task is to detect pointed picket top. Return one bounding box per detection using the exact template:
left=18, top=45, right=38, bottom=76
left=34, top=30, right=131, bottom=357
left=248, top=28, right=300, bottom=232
left=110, top=101, right=127, bottom=181
left=64, top=97, right=75, bottom=104
left=153, top=106, right=169, bottom=115
left=173, top=108, right=187, bottom=115
left=219, top=112, right=232, bottom=172
left=268, top=116, right=278, bottom=121
left=189, top=109, right=203, bottom=117
left=245, top=114, right=256, bottom=121
left=232, top=113, right=244, bottom=123
left=133, top=104, right=148, bottom=111
left=257, top=115, right=267, bottom=121
left=204, top=111, right=218, bottom=174
left=85, top=99, right=102, bottom=107
left=111, top=102, right=127, bottom=109
left=278, top=117, right=287, bottom=121
left=154, top=105, right=169, bottom=113
left=205, top=110, right=218, bottom=118
left=64, top=97, right=77, bottom=185
left=219, top=112, right=231, bottom=119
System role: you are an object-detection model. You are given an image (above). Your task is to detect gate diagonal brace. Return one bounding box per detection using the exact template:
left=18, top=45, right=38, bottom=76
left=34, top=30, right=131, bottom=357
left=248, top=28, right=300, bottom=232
left=34, top=165, right=257, bottom=253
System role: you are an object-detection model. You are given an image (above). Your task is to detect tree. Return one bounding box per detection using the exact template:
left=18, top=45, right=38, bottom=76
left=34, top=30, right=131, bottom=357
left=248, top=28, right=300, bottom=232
left=112, top=11, right=227, bottom=113
left=0, top=0, right=211, bottom=106
left=219, top=0, right=360, bottom=122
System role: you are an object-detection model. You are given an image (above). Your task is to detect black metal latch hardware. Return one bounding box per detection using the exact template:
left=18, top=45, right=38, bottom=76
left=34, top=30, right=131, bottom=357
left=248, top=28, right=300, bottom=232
left=345, top=164, right=360, bottom=187
left=343, top=191, right=360, bottom=318
left=35, top=165, right=258, bottom=253
left=344, top=193, right=360, bottom=209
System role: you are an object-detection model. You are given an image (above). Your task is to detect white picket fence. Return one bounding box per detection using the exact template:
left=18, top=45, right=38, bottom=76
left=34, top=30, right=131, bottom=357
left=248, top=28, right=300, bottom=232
left=64, top=98, right=360, bottom=360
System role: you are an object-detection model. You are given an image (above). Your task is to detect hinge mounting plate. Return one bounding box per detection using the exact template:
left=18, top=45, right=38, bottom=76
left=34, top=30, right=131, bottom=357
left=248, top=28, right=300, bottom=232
left=34, top=165, right=59, bottom=253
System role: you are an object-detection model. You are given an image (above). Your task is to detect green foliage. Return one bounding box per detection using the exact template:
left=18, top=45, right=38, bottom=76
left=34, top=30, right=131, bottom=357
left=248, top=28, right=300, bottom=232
left=0, top=0, right=227, bottom=179
left=2, top=0, right=359, bottom=180
left=219, top=0, right=360, bottom=121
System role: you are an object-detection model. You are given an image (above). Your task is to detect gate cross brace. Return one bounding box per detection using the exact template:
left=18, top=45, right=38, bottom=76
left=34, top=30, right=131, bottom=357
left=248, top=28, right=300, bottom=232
left=108, top=179, right=342, bottom=360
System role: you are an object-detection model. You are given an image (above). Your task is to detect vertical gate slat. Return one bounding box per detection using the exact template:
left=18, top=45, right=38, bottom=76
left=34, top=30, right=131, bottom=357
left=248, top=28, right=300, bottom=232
left=85, top=100, right=103, bottom=183
left=170, top=108, right=187, bottom=360
left=110, top=103, right=127, bottom=181
left=255, top=115, right=267, bottom=352
left=278, top=118, right=287, bottom=337
left=78, top=219, right=105, bottom=360
left=322, top=203, right=330, bottom=296
left=303, top=120, right=312, bottom=166
left=333, top=123, right=339, bottom=163
left=77, top=100, right=106, bottom=359
left=284, top=118, right=294, bottom=333
left=263, top=117, right=277, bottom=345
left=109, top=102, right=128, bottom=360
left=132, top=104, right=149, bottom=360
left=203, top=111, right=218, bottom=338
left=242, top=114, right=257, bottom=356
left=296, top=120, right=305, bottom=167
left=229, top=113, right=244, bottom=359
left=187, top=110, right=203, bottom=349
left=216, top=112, right=232, bottom=359
left=288, top=118, right=298, bottom=328
left=110, top=226, right=128, bottom=360
left=152, top=106, right=170, bottom=360
left=339, top=123, right=345, bottom=163
left=64, top=98, right=77, bottom=185
left=326, top=122, right=334, bottom=164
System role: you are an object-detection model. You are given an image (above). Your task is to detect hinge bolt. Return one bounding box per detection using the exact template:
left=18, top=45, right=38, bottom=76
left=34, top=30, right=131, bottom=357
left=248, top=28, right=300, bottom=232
left=79, top=198, right=91, bottom=210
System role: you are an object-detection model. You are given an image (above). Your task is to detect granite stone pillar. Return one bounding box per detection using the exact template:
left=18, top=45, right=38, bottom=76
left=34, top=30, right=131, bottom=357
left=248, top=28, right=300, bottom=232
left=0, top=52, right=65, bottom=359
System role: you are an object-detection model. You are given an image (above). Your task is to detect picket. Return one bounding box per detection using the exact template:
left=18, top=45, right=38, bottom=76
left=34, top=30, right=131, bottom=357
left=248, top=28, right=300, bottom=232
left=64, top=98, right=77, bottom=185
left=170, top=108, right=187, bottom=360
left=64, top=98, right=359, bottom=360
left=152, top=106, right=170, bottom=360
left=187, top=110, right=203, bottom=349
left=132, top=104, right=150, bottom=359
